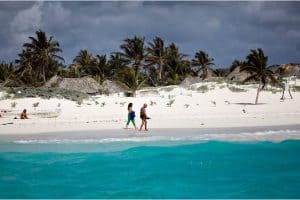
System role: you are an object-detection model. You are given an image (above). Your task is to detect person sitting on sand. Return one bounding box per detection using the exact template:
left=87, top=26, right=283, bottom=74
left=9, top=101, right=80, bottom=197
left=20, top=109, right=28, bottom=119
left=125, top=103, right=137, bottom=129
left=139, top=103, right=149, bottom=131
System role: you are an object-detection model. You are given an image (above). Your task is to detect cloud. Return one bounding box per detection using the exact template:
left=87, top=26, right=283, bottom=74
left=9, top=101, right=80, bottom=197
left=10, top=2, right=43, bottom=44
left=43, top=3, right=71, bottom=27
left=0, top=1, right=300, bottom=67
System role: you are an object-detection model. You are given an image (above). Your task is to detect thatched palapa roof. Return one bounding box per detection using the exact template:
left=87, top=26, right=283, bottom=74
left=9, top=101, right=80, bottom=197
left=181, top=67, right=219, bottom=87
left=45, top=76, right=102, bottom=94
left=227, top=66, right=250, bottom=82
left=45, top=76, right=131, bottom=95
left=101, top=80, right=131, bottom=95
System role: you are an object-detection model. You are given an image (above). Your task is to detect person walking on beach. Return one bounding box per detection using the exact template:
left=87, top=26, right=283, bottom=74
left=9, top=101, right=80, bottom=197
left=125, top=103, right=137, bottom=129
left=139, top=103, right=149, bottom=131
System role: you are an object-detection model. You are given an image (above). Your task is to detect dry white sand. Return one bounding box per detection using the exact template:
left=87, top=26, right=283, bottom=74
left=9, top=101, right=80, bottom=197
left=0, top=82, right=300, bottom=139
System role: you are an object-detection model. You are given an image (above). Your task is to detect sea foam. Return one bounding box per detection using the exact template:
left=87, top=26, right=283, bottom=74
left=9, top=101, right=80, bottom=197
left=12, top=129, right=300, bottom=144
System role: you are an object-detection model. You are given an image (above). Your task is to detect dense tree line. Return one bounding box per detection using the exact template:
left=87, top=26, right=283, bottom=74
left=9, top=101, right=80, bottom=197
left=0, top=30, right=278, bottom=103
left=0, top=30, right=216, bottom=87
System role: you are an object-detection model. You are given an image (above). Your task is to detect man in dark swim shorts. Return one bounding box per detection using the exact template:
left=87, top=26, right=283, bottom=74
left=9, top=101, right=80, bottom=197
left=139, top=103, right=148, bottom=131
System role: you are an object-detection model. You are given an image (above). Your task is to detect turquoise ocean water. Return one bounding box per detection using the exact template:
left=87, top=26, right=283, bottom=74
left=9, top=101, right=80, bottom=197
left=0, top=139, right=300, bottom=198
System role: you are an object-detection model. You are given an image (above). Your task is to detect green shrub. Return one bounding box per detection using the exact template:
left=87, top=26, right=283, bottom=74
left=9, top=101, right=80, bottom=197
left=76, top=99, right=83, bottom=105
left=4, top=93, right=11, bottom=99
left=50, top=82, right=59, bottom=87
left=262, top=86, right=282, bottom=94
left=228, top=86, right=247, bottom=92
left=159, top=86, right=176, bottom=92
left=209, top=85, right=215, bottom=90
left=6, top=87, right=89, bottom=102
left=219, top=85, right=226, bottom=89
left=197, top=85, right=209, bottom=93
left=270, top=88, right=281, bottom=94
left=216, top=78, right=226, bottom=84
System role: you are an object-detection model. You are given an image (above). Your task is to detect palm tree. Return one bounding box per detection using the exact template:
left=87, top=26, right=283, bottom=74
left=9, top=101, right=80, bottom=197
left=108, top=52, right=129, bottom=80
left=15, top=49, right=38, bottom=85
left=229, top=59, right=246, bottom=73
left=120, top=36, right=146, bottom=95
left=0, top=62, right=14, bottom=82
left=241, top=48, right=277, bottom=104
left=23, top=30, right=64, bottom=82
left=94, top=54, right=109, bottom=83
left=47, top=59, right=65, bottom=78
left=119, top=67, right=147, bottom=96
left=72, top=49, right=96, bottom=77
left=192, top=51, right=214, bottom=80
left=165, top=43, right=190, bottom=85
left=145, top=37, right=168, bottom=84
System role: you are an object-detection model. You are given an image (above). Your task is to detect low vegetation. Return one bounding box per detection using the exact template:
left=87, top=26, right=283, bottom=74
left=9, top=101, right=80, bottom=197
left=227, top=86, right=247, bottom=93
left=295, top=86, right=300, bottom=92
left=6, top=87, right=89, bottom=102
left=196, top=85, right=209, bottom=93
left=263, top=86, right=282, bottom=94
left=159, top=86, right=177, bottom=93
left=219, top=85, right=226, bottom=89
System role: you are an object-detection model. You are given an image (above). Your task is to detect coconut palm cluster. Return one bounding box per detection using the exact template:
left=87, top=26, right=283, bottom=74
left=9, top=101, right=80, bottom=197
left=1, top=29, right=291, bottom=103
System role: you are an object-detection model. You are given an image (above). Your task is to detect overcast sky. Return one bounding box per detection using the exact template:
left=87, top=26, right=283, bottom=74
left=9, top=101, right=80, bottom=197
left=0, top=1, right=300, bottom=67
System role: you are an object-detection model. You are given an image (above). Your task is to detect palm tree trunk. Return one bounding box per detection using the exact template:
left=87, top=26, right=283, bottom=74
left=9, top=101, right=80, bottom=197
left=255, top=81, right=261, bottom=104
left=158, top=60, right=163, bottom=80
left=42, top=57, right=48, bottom=82
left=100, top=70, right=104, bottom=84
left=204, top=67, right=208, bottom=80
left=42, top=65, right=46, bottom=82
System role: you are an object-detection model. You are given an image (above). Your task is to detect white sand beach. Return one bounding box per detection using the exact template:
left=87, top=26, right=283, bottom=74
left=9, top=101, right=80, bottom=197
left=1, top=82, right=300, bottom=139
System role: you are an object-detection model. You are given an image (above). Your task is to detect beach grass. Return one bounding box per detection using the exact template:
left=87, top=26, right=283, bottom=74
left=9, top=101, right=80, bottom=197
left=295, top=86, right=300, bottom=92
left=5, top=87, right=89, bottom=102
left=158, top=86, right=177, bottom=92
left=196, top=85, right=209, bottom=93
left=263, top=87, right=282, bottom=94
left=227, top=85, right=247, bottom=92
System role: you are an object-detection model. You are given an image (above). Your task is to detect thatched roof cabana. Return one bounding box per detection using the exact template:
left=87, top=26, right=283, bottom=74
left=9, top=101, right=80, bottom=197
left=45, top=76, right=102, bottom=94
left=227, top=66, right=250, bottom=82
left=101, top=80, right=131, bottom=95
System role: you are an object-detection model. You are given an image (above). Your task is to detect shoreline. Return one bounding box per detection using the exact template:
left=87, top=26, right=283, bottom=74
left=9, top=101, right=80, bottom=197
left=1, top=124, right=300, bottom=142
left=1, top=112, right=300, bottom=135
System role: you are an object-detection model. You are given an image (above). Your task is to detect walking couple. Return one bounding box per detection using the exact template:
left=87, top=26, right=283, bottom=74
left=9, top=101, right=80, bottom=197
left=125, top=103, right=149, bottom=131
